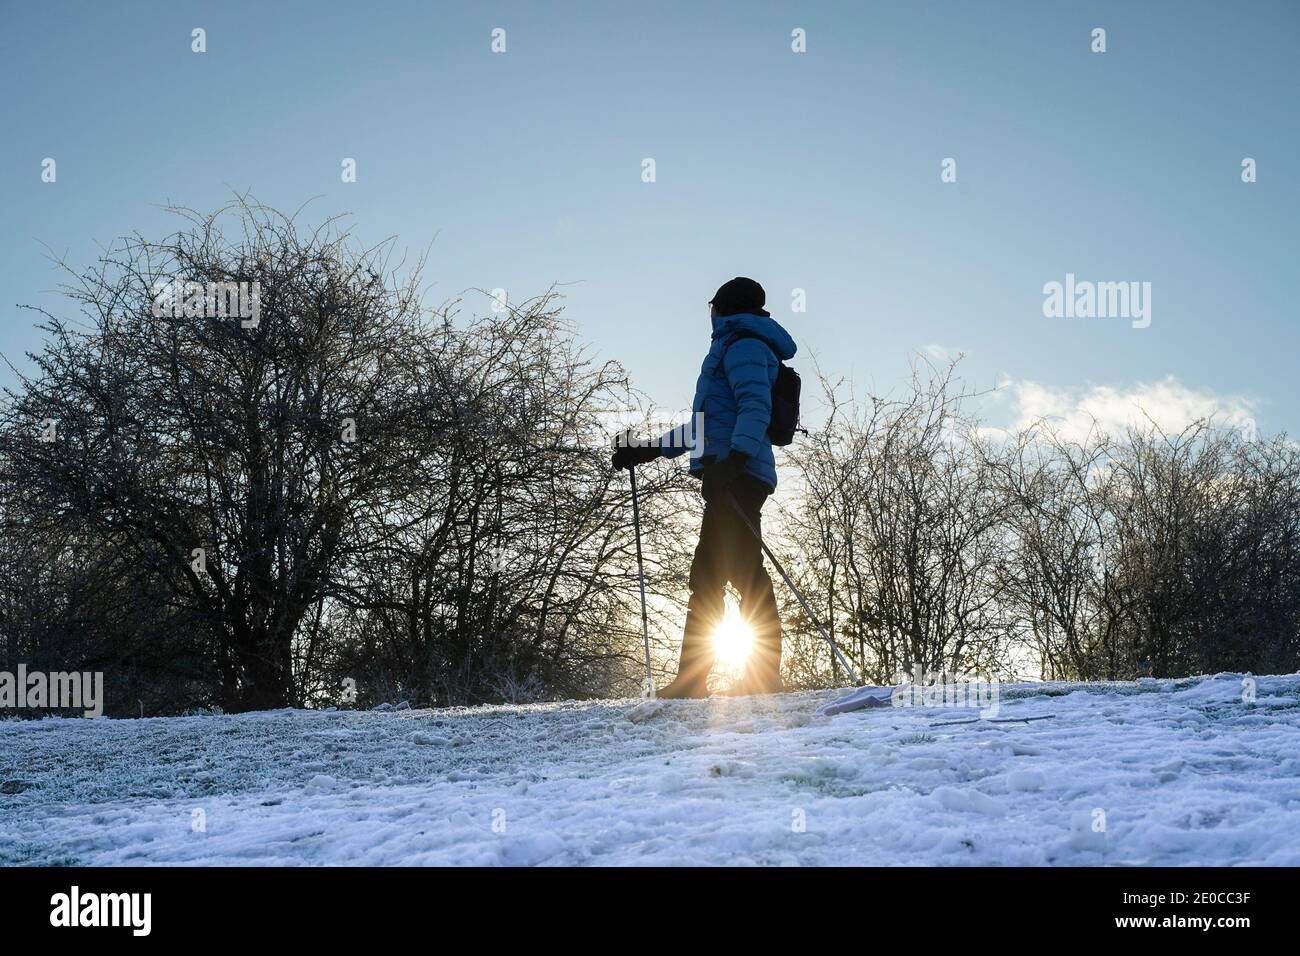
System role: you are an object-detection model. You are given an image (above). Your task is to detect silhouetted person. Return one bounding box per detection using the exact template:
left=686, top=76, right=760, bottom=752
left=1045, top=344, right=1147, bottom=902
left=613, top=277, right=794, bottom=697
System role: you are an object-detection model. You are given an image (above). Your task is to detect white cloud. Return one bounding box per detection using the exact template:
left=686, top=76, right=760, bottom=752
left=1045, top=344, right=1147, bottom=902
left=990, top=375, right=1257, bottom=443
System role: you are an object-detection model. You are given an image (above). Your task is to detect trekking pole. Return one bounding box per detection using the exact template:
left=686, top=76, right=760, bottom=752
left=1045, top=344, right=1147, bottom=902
left=628, top=465, right=656, bottom=697
left=727, top=491, right=861, bottom=686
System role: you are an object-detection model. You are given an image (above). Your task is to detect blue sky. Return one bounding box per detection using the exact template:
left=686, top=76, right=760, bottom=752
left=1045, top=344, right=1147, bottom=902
left=2, top=0, right=1297, bottom=437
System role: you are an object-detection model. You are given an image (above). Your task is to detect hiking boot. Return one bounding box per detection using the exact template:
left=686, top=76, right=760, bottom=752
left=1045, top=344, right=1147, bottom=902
left=656, top=676, right=709, bottom=699
left=727, top=673, right=785, bottom=697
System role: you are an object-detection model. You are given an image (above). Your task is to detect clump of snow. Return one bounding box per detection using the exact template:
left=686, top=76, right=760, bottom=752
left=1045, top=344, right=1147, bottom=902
left=1, top=675, right=1298, bottom=866
left=1003, top=769, right=1046, bottom=791
left=627, top=699, right=667, bottom=723
left=303, top=774, right=342, bottom=795
left=931, top=786, right=1008, bottom=817
left=1069, top=810, right=1109, bottom=853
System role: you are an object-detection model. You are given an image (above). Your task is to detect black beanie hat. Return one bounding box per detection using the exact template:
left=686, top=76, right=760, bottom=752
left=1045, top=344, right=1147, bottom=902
left=709, top=277, right=769, bottom=317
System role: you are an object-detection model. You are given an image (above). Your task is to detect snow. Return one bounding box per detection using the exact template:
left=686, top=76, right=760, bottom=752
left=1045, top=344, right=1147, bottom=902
left=2, top=673, right=1298, bottom=866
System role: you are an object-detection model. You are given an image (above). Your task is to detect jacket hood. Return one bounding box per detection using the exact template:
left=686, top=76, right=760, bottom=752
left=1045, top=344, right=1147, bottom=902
left=711, top=312, right=797, bottom=361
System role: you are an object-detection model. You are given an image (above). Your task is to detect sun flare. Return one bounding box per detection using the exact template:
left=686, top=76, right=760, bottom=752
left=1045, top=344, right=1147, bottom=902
left=712, top=601, right=754, bottom=676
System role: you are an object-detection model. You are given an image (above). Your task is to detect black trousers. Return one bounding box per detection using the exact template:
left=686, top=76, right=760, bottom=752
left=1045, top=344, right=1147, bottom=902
left=676, top=474, right=783, bottom=691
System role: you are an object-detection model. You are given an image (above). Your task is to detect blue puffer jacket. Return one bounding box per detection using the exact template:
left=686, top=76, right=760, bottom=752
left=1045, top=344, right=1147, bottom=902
left=660, top=312, right=797, bottom=491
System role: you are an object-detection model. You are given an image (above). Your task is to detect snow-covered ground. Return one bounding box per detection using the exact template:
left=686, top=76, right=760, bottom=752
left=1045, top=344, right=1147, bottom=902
left=2, top=674, right=1298, bottom=866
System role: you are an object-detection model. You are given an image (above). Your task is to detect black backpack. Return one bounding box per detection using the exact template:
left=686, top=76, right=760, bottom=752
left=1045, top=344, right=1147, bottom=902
left=719, top=331, right=802, bottom=446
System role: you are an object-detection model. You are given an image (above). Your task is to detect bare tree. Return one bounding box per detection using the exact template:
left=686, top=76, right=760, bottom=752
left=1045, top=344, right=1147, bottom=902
left=2, top=200, right=474, bottom=710
left=782, top=359, right=1013, bottom=685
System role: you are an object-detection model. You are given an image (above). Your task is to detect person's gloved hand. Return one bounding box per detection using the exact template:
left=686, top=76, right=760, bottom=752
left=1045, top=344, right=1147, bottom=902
left=701, top=451, right=749, bottom=502
left=612, top=439, right=661, bottom=471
